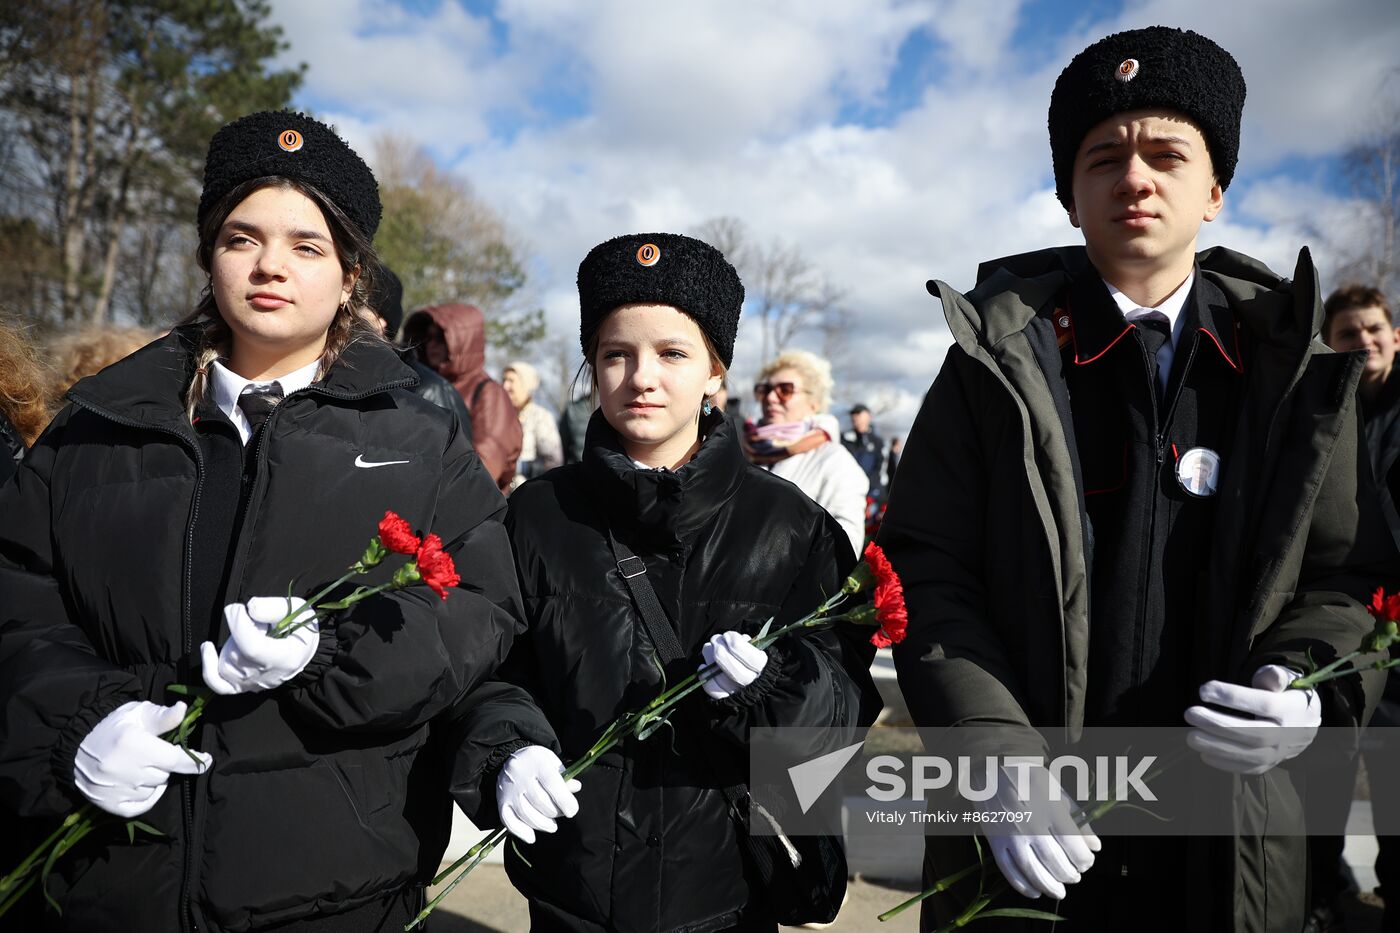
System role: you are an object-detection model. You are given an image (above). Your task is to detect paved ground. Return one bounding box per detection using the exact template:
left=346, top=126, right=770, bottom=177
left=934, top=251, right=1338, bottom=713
left=425, top=832, right=1390, bottom=933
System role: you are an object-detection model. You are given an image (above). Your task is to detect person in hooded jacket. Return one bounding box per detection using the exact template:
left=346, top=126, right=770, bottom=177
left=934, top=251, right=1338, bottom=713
left=403, top=302, right=522, bottom=492
left=0, top=111, right=540, bottom=933
left=449, top=232, right=883, bottom=932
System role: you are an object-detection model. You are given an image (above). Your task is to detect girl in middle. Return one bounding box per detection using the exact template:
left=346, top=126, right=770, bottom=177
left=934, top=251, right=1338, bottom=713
left=453, top=232, right=882, bottom=932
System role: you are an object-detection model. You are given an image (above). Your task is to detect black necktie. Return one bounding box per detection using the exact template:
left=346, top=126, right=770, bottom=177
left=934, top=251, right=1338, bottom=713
left=1136, top=315, right=1172, bottom=395
left=237, top=382, right=284, bottom=435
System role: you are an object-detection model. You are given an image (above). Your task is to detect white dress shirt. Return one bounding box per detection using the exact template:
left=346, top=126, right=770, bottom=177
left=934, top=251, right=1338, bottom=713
left=1105, top=271, right=1195, bottom=395
left=209, top=358, right=320, bottom=446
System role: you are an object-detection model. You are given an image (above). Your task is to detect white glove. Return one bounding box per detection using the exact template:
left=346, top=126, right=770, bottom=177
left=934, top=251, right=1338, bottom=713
left=74, top=700, right=212, bottom=817
left=700, top=631, right=768, bottom=700
left=1184, top=664, right=1320, bottom=775
left=496, top=745, right=582, bottom=844
left=200, top=596, right=319, bottom=695
left=982, top=763, right=1100, bottom=900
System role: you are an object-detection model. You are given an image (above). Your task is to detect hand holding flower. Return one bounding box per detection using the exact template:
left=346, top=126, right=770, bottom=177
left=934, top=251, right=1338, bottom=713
left=74, top=700, right=213, bottom=817
left=200, top=597, right=320, bottom=695
left=496, top=746, right=582, bottom=844
left=1184, top=664, right=1320, bottom=775
left=700, top=631, right=769, bottom=700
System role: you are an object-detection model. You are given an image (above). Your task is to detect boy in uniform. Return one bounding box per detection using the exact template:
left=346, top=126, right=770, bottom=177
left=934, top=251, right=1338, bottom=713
left=883, top=26, right=1396, bottom=931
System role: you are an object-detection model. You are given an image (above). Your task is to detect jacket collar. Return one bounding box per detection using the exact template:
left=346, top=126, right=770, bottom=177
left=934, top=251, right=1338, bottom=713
left=950, top=244, right=1317, bottom=363
left=583, top=407, right=747, bottom=548
left=66, top=323, right=417, bottom=434
left=1062, top=267, right=1241, bottom=372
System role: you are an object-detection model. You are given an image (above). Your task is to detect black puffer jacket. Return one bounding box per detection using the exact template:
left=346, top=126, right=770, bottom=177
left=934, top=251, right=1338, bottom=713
left=455, top=410, right=883, bottom=933
left=406, top=352, right=475, bottom=447
left=0, top=326, right=534, bottom=932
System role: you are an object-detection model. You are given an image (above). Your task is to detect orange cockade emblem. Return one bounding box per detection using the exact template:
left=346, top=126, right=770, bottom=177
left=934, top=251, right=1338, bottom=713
left=278, top=129, right=304, bottom=152
left=1115, top=58, right=1139, bottom=83
left=636, top=243, right=661, bottom=266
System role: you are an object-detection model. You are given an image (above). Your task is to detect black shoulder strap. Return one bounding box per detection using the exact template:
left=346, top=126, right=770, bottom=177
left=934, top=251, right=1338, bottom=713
left=605, top=528, right=688, bottom=663
left=603, top=526, right=754, bottom=817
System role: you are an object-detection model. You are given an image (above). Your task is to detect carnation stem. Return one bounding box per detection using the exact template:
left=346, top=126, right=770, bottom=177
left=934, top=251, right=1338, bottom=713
left=268, top=566, right=368, bottom=637
left=0, top=808, right=87, bottom=909
left=877, top=862, right=983, bottom=921
left=1288, top=650, right=1400, bottom=690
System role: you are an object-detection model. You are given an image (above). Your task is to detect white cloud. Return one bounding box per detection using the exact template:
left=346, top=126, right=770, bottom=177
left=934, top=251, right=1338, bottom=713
left=1113, top=0, right=1400, bottom=164
left=268, top=0, right=1398, bottom=435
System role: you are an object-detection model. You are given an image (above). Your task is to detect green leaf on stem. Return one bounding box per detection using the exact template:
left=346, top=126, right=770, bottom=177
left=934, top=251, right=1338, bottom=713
left=511, top=838, right=533, bottom=869
left=635, top=714, right=673, bottom=742
left=128, top=820, right=163, bottom=839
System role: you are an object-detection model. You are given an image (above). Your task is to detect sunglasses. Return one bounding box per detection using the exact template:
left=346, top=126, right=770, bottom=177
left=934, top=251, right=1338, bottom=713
left=753, top=381, right=807, bottom=402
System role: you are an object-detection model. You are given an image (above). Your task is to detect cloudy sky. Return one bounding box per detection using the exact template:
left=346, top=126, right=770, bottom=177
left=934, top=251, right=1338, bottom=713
left=268, top=0, right=1399, bottom=435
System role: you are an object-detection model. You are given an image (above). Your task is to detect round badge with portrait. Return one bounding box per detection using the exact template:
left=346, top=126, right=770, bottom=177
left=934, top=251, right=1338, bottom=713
left=1176, top=446, right=1221, bottom=498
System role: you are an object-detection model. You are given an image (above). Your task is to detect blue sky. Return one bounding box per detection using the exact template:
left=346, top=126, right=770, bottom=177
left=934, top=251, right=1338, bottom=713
left=270, top=0, right=1399, bottom=431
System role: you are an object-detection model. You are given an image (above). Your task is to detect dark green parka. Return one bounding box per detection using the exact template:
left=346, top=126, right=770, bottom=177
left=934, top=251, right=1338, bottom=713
left=882, top=245, right=1397, bottom=932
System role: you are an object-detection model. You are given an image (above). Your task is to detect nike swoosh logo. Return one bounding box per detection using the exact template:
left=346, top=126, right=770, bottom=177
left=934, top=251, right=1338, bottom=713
left=354, top=455, right=411, bottom=469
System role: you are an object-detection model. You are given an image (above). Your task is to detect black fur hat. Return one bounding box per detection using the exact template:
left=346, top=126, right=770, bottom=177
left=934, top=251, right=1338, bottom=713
left=577, top=233, right=744, bottom=368
left=198, top=110, right=382, bottom=239
left=1049, top=27, right=1245, bottom=208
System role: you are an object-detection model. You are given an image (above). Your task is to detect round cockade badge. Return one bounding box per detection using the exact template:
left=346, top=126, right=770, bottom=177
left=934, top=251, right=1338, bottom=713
left=1176, top=446, right=1221, bottom=498
left=278, top=129, right=304, bottom=152
left=636, top=243, right=661, bottom=267
left=1116, top=58, right=1140, bottom=83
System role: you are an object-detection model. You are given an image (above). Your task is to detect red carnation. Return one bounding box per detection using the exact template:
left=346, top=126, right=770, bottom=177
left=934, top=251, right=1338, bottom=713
left=415, top=533, right=461, bottom=600
left=863, top=542, right=908, bottom=648
left=1369, top=587, right=1400, bottom=624
left=379, top=510, right=422, bottom=555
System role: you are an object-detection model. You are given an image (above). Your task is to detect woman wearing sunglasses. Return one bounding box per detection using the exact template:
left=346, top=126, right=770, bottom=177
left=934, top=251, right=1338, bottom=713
left=748, top=350, right=869, bottom=555
left=453, top=232, right=882, bottom=931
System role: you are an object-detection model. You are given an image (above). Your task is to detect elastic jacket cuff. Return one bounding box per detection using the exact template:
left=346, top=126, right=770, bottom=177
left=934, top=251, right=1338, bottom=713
left=713, top=639, right=794, bottom=711
left=52, top=688, right=142, bottom=800
left=288, top=625, right=339, bottom=688
left=481, top=738, right=533, bottom=779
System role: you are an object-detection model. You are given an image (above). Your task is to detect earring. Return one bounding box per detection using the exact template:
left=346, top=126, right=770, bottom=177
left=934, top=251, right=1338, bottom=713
left=702, top=398, right=714, bottom=416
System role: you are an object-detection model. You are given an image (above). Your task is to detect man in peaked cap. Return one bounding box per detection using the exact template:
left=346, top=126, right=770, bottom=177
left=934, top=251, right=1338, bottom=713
left=882, top=26, right=1397, bottom=931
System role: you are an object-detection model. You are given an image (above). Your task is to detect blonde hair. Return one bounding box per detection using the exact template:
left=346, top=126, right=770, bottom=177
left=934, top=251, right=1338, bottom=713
left=0, top=316, right=53, bottom=446
left=179, top=176, right=384, bottom=422
left=49, top=325, right=159, bottom=406
left=757, top=348, right=833, bottom=413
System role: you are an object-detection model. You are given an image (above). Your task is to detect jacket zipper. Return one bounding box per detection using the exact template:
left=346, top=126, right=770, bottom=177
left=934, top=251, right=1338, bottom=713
left=70, top=397, right=205, bottom=933
left=69, top=372, right=414, bottom=930
left=1125, top=335, right=1200, bottom=885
